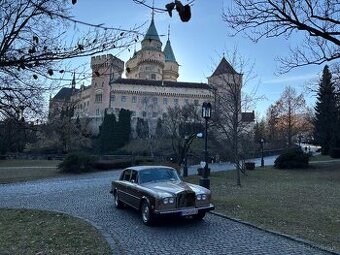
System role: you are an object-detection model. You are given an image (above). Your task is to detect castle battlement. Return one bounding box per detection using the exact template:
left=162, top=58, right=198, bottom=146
left=91, top=54, right=124, bottom=72
left=91, top=54, right=115, bottom=67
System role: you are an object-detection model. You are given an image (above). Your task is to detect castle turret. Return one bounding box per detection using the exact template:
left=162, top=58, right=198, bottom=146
left=125, top=15, right=165, bottom=80
left=162, top=27, right=179, bottom=81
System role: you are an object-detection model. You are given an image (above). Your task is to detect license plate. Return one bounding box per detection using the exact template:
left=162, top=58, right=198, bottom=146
left=181, top=208, right=198, bottom=216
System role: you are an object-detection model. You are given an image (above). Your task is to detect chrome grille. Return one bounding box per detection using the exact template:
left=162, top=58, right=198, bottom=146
left=177, top=191, right=195, bottom=208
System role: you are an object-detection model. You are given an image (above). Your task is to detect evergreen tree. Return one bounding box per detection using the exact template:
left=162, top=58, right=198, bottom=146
left=116, top=109, right=132, bottom=148
left=99, top=112, right=118, bottom=153
left=314, top=65, right=337, bottom=155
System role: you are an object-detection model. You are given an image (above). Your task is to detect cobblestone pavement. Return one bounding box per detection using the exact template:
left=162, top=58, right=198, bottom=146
left=0, top=170, right=333, bottom=255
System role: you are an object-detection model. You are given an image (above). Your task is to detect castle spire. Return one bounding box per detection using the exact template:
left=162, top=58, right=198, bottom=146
left=143, top=5, right=160, bottom=42
left=163, top=25, right=177, bottom=63
left=167, top=24, right=170, bottom=41
left=71, top=71, right=76, bottom=89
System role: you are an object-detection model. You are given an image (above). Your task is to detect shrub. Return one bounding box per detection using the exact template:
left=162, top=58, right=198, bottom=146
left=330, top=147, right=340, bottom=158
left=274, top=148, right=309, bottom=169
left=93, top=159, right=132, bottom=170
left=58, top=153, right=97, bottom=173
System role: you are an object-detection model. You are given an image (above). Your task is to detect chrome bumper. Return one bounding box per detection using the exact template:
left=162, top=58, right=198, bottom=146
left=154, top=204, right=214, bottom=215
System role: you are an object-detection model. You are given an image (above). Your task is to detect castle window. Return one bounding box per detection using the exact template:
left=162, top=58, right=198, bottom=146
left=132, top=96, right=137, bottom=103
left=95, top=93, right=102, bottom=103
left=151, top=74, right=156, bottom=80
left=152, top=97, right=158, bottom=104
left=110, top=95, right=115, bottom=102
left=152, top=112, right=158, bottom=118
left=143, top=97, right=148, bottom=104
left=121, top=96, right=127, bottom=102
left=163, top=98, right=168, bottom=105
left=194, top=99, right=199, bottom=106
left=174, top=98, right=179, bottom=105
left=142, top=111, right=147, bottom=117
left=185, top=98, right=189, bottom=104
left=96, top=109, right=100, bottom=115
left=131, top=111, right=136, bottom=116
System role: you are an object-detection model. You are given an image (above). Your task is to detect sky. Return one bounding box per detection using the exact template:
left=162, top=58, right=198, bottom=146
left=69, top=0, right=326, bottom=118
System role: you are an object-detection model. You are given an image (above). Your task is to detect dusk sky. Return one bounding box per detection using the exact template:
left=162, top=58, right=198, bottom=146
left=69, top=0, right=327, bottom=118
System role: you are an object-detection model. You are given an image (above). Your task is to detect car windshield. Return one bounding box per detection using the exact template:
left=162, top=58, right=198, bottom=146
left=139, top=168, right=180, bottom=184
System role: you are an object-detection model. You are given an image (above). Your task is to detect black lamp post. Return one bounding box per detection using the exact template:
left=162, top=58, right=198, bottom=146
left=199, top=102, right=212, bottom=189
left=260, top=138, right=264, bottom=167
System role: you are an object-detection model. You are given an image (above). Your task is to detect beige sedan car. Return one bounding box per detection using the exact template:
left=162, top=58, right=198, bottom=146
left=110, top=166, right=214, bottom=225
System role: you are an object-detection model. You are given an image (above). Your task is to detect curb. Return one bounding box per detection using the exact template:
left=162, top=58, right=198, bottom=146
left=210, top=211, right=340, bottom=255
left=1, top=207, right=123, bottom=255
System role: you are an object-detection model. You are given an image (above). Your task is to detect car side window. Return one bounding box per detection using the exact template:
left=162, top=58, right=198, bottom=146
left=130, top=170, right=138, bottom=183
left=121, top=170, right=131, bottom=181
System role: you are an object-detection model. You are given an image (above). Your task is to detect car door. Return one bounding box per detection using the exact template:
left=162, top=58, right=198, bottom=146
left=117, top=169, right=131, bottom=204
left=124, top=170, right=142, bottom=209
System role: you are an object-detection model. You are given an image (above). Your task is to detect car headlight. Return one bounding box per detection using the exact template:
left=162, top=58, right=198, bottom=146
left=196, top=194, right=207, bottom=200
left=163, top=197, right=175, bottom=204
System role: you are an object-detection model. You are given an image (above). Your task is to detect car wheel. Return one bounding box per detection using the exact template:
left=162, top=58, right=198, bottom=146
left=141, top=200, right=154, bottom=225
left=193, top=211, right=206, bottom=220
left=114, top=190, right=123, bottom=209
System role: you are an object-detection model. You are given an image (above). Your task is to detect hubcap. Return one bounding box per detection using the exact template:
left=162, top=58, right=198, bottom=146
left=114, top=193, right=118, bottom=206
left=142, top=203, right=149, bottom=222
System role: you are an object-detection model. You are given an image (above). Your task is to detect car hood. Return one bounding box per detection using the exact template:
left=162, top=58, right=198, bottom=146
left=141, top=181, right=209, bottom=198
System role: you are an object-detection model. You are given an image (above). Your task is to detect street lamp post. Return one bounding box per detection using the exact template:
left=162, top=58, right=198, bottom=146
left=260, top=138, right=264, bottom=167
left=199, top=102, right=212, bottom=189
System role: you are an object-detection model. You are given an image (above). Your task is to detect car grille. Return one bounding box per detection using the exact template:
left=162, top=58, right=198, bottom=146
left=177, top=191, right=195, bottom=208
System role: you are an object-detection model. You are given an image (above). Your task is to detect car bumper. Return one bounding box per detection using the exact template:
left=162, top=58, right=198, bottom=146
left=153, top=204, right=214, bottom=216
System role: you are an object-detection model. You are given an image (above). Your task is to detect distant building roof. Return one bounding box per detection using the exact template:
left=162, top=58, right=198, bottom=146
left=241, top=111, right=255, bottom=122
left=143, top=17, right=161, bottom=42
left=52, top=87, right=77, bottom=101
left=211, top=57, right=239, bottom=76
left=114, top=78, right=212, bottom=90
left=163, top=39, right=177, bottom=62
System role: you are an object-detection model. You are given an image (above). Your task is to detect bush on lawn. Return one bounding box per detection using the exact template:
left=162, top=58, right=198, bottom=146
left=58, top=153, right=97, bottom=173
left=93, top=159, right=132, bottom=170
left=330, top=147, right=340, bottom=158
left=274, top=147, right=309, bottom=169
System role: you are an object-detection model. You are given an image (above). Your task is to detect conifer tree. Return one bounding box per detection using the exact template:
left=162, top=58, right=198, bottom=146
left=314, top=66, right=337, bottom=155
left=99, top=112, right=117, bottom=153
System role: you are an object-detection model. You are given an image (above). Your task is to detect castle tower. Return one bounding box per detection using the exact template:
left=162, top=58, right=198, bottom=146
left=89, top=54, right=124, bottom=117
left=163, top=26, right=179, bottom=81
left=208, top=57, right=242, bottom=89
left=125, top=14, right=165, bottom=80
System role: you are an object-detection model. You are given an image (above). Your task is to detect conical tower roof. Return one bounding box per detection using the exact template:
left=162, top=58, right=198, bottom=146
left=143, top=17, right=160, bottom=42
left=211, top=57, right=238, bottom=76
left=163, top=39, right=177, bottom=62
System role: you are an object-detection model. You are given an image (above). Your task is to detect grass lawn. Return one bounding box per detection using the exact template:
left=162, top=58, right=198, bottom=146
left=310, top=154, right=333, bottom=161
left=0, top=208, right=112, bottom=255
left=0, top=160, right=61, bottom=184
left=185, top=162, right=340, bottom=252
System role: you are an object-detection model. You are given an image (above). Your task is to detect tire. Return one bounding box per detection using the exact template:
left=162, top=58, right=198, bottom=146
left=193, top=211, right=206, bottom=220
left=141, top=200, right=154, bottom=225
left=113, top=190, right=123, bottom=209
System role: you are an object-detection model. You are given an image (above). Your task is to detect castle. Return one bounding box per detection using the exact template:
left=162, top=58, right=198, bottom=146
left=49, top=16, right=252, bottom=135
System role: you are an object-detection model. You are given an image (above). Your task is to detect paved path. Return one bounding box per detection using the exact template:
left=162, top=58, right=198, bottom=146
left=0, top=162, right=334, bottom=255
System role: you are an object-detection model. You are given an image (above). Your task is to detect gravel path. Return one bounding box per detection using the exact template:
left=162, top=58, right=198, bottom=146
left=0, top=168, right=334, bottom=255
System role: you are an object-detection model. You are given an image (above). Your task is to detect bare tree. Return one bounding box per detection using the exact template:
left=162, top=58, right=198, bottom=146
left=163, top=104, right=203, bottom=167
left=223, top=0, right=339, bottom=73
left=274, top=86, right=307, bottom=147
left=0, top=0, right=139, bottom=119
left=210, top=51, right=259, bottom=186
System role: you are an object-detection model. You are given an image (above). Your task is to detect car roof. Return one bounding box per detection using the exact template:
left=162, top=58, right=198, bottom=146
left=125, top=165, right=176, bottom=172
